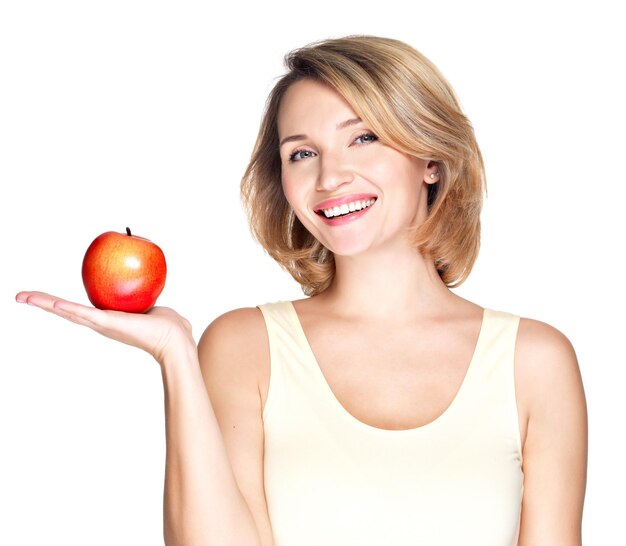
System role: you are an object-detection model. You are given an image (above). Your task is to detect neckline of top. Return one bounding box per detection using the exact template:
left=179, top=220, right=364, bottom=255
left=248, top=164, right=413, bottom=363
left=284, top=300, right=490, bottom=436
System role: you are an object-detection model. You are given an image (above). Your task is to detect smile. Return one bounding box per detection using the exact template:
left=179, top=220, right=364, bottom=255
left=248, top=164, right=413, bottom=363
left=319, top=198, right=377, bottom=218
left=312, top=193, right=378, bottom=227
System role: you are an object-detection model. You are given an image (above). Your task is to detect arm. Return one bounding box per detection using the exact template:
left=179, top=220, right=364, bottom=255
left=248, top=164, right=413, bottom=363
left=196, top=308, right=274, bottom=545
left=515, top=318, right=588, bottom=545
left=161, top=336, right=263, bottom=545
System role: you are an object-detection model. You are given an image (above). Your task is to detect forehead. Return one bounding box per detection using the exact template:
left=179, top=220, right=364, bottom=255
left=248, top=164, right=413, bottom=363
left=277, top=79, right=358, bottom=137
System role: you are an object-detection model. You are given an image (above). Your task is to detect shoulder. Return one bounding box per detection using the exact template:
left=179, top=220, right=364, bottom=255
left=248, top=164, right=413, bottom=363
left=198, top=307, right=269, bottom=380
left=514, top=316, right=582, bottom=393
left=200, top=307, right=265, bottom=344
left=514, top=314, right=587, bottom=447
left=199, top=307, right=267, bottom=345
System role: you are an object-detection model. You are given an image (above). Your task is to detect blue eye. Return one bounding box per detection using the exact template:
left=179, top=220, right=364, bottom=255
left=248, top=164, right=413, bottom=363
left=354, top=132, right=378, bottom=144
left=287, top=132, right=377, bottom=162
left=288, top=149, right=316, bottom=162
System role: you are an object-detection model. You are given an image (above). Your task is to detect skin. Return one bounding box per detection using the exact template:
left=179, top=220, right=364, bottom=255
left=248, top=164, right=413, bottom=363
left=16, top=78, right=587, bottom=545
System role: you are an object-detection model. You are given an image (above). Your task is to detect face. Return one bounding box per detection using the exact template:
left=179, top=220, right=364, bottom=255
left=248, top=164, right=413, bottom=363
left=277, top=79, right=438, bottom=257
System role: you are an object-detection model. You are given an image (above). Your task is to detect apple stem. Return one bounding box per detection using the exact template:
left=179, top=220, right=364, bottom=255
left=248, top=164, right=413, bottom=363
left=126, top=227, right=131, bottom=236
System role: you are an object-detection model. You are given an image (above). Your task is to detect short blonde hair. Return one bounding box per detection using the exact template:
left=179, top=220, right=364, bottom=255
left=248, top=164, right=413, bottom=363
left=241, top=35, right=486, bottom=296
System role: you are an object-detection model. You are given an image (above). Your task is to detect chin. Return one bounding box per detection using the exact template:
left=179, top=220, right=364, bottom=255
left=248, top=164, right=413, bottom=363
left=321, top=239, right=375, bottom=258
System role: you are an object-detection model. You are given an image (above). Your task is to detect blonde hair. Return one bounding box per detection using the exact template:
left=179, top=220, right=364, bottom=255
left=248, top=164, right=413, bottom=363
left=241, top=35, right=486, bottom=296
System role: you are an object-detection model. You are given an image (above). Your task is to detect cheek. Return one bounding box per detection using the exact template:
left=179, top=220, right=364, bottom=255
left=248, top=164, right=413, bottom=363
left=367, top=148, right=421, bottom=179
left=280, top=175, right=297, bottom=207
left=281, top=174, right=322, bottom=236
left=281, top=174, right=310, bottom=217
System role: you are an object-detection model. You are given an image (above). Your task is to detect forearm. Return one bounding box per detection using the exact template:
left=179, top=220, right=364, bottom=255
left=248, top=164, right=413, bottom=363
left=161, top=344, right=261, bottom=546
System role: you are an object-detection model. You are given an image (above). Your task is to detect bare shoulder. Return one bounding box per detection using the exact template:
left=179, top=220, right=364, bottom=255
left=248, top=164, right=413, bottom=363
left=515, top=316, right=586, bottom=422
left=197, top=306, right=271, bottom=416
left=516, top=315, right=576, bottom=357
left=199, top=306, right=268, bottom=346
left=198, top=307, right=269, bottom=376
left=515, top=316, right=584, bottom=403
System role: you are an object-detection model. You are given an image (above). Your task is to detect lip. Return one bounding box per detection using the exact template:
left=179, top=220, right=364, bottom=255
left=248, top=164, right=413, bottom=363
left=313, top=193, right=378, bottom=212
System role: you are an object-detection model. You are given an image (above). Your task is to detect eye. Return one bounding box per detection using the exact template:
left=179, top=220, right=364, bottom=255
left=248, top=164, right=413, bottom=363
left=354, top=132, right=378, bottom=145
left=288, top=149, right=316, bottom=162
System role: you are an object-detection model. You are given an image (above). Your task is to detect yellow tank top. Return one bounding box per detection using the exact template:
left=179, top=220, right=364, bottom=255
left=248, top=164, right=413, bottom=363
left=258, top=301, right=524, bottom=546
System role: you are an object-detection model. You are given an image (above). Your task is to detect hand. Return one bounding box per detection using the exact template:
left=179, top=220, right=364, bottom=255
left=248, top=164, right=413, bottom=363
left=15, top=291, right=195, bottom=366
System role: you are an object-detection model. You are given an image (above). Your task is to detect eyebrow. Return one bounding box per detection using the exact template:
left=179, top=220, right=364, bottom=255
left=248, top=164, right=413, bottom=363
left=279, top=117, right=362, bottom=148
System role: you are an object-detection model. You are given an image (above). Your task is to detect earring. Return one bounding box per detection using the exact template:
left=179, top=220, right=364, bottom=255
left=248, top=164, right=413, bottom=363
left=429, top=173, right=439, bottom=179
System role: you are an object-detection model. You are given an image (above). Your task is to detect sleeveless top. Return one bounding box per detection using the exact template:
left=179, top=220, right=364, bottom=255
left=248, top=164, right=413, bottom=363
left=257, top=301, right=524, bottom=546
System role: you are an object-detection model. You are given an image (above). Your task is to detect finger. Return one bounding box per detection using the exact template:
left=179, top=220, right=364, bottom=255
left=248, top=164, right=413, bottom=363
left=17, top=291, right=75, bottom=312
left=16, top=291, right=27, bottom=303
left=16, top=291, right=64, bottom=311
left=17, top=291, right=105, bottom=329
left=16, top=290, right=42, bottom=303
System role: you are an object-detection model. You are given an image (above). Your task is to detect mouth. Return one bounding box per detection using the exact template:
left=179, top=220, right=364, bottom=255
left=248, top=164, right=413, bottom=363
left=315, top=197, right=377, bottom=219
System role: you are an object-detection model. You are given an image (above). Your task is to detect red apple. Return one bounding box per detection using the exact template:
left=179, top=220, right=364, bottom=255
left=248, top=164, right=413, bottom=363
left=82, top=227, right=167, bottom=313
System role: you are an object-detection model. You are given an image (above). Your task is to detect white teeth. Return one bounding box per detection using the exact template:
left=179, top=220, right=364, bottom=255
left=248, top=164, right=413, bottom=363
left=322, top=198, right=376, bottom=218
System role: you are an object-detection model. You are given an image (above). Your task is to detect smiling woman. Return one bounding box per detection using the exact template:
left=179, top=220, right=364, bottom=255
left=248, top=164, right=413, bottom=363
left=241, top=36, right=486, bottom=296
left=235, top=35, right=586, bottom=546
left=16, top=34, right=587, bottom=546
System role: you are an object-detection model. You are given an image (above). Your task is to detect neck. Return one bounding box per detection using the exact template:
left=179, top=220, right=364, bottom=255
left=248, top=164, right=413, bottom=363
left=320, top=239, right=456, bottom=322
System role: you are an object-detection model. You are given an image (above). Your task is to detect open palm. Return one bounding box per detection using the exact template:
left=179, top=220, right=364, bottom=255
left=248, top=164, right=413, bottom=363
left=15, top=291, right=195, bottom=366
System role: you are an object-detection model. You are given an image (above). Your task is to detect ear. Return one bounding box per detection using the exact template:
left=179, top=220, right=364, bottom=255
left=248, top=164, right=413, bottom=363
left=424, top=161, right=441, bottom=184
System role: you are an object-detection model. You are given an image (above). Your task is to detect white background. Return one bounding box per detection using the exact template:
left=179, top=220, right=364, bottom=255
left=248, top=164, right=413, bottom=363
left=1, top=0, right=623, bottom=544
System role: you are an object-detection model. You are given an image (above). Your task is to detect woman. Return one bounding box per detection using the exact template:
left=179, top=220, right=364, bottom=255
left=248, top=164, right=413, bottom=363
left=16, top=36, right=587, bottom=545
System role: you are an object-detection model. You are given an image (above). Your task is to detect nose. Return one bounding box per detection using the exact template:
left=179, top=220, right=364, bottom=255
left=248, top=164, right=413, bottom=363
left=316, top=153, right=354, bottom=192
